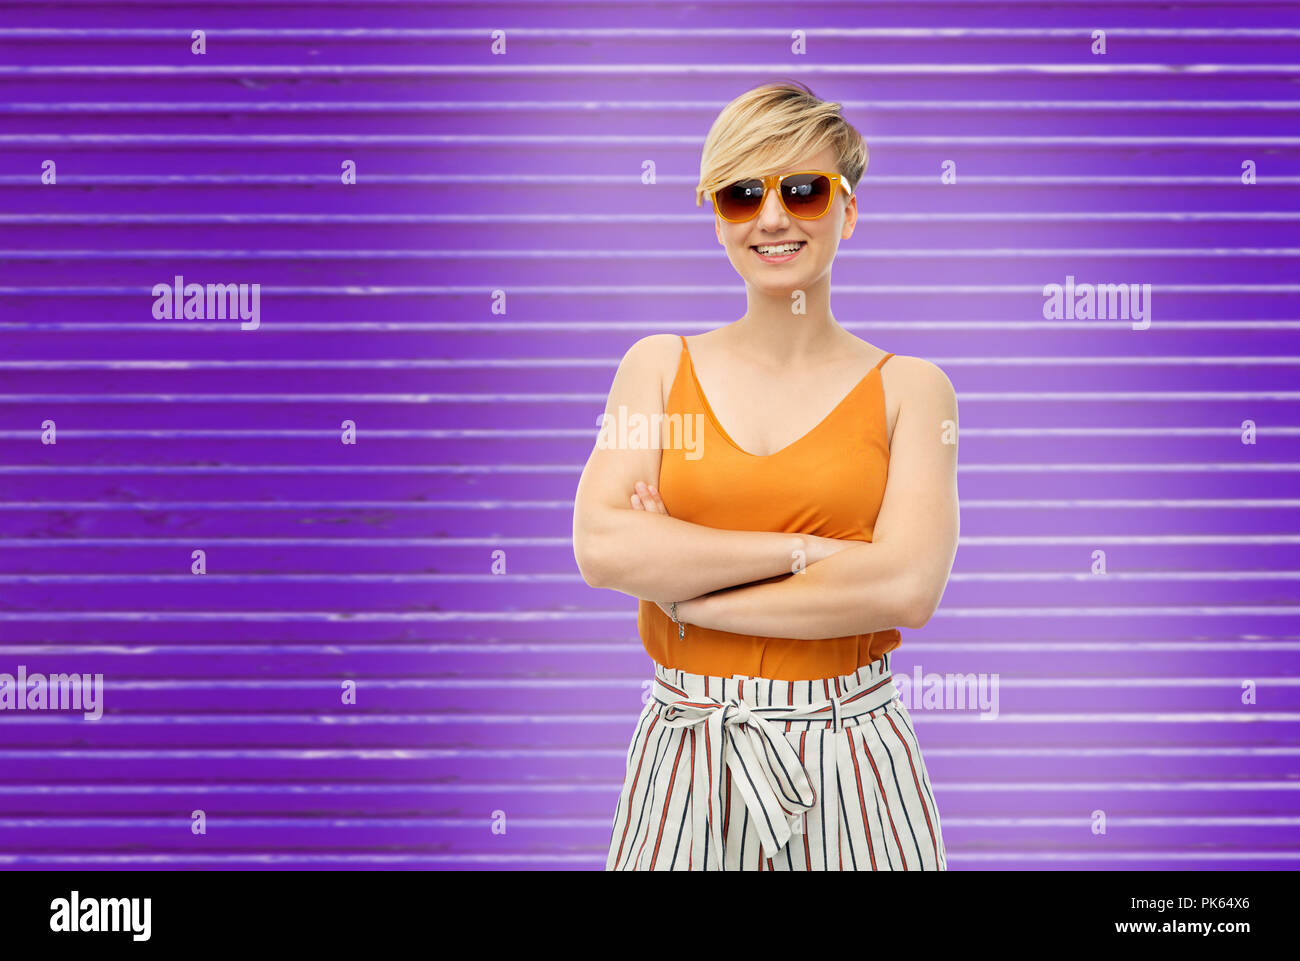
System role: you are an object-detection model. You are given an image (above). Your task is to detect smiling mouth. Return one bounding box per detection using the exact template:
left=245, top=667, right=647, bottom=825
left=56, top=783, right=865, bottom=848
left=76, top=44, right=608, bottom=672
left=750, top=241, right=806, bottom=261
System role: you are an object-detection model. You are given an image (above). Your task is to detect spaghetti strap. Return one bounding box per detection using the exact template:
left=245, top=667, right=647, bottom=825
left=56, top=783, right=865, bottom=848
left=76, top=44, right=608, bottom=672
left=874, top=351, right=895, bottom=371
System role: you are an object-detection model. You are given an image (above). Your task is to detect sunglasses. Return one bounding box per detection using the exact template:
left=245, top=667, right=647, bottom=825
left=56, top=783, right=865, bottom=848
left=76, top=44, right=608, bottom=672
left=711, top=170, right=852, bottom=223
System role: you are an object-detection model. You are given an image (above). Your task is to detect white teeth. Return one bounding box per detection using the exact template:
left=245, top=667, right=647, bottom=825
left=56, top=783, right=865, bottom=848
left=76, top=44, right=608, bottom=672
left=755, top=242, right=803, bottom=255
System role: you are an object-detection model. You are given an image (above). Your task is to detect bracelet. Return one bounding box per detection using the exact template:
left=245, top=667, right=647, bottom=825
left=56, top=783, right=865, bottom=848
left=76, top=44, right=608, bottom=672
left=668, top=601, right=685, bottom=640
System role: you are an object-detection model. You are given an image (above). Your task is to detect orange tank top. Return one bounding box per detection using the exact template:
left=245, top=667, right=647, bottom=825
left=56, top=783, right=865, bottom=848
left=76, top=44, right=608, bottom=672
left=637, top=334, right=902, bottom=681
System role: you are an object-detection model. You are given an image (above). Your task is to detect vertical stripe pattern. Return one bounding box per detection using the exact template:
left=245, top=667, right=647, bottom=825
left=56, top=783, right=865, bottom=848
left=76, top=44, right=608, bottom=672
left=606, top=653, right=945, bottom=871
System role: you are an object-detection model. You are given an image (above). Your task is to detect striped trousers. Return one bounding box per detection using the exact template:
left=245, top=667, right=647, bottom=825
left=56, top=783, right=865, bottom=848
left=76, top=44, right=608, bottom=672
left=605, top=653, right=946, bottom=871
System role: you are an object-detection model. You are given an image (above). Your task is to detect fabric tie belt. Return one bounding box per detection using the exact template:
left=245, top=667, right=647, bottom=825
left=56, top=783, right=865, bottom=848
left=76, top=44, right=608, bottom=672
left=651, top=670, right=900, bottom=870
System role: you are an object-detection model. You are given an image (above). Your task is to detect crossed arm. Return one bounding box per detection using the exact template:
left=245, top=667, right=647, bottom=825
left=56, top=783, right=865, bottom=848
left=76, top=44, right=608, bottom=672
left=571, top=334, right=960, bottom=639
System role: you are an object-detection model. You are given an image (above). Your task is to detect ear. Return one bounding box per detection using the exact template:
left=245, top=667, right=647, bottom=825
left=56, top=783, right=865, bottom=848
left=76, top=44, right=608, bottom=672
left=715, top=214, right=725, bottom=246
left=840, top=194, right=857, bottom=240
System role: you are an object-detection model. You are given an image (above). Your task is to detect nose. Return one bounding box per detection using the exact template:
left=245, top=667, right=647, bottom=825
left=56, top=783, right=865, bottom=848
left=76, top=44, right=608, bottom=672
left=755, top=184, right=788, bottom=227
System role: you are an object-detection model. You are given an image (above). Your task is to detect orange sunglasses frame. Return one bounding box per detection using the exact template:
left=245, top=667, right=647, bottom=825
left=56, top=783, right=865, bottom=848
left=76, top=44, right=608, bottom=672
left=710, top=170, right=852, bottom=223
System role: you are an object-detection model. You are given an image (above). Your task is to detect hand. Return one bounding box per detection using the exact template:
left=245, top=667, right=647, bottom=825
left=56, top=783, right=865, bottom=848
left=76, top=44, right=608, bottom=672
left=629, top=481, right=683, bottom=619
left=629, top=480, right=669, bottom=515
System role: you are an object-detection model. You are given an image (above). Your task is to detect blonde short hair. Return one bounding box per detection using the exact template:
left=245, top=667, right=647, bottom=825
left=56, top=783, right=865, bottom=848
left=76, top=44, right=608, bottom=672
left=695, top=80, right=868, bottom=210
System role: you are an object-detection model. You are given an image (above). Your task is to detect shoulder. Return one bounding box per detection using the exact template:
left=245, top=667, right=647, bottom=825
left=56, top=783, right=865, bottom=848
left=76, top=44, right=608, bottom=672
left=877, top=356, right=959, bottom=455
left=613, top=334, right=686, bottom=407
left=622, top=333, right=684, bottom=365
left=619, top=333, right=685, bottom=380
left=883, top=354, right=957, bottom=408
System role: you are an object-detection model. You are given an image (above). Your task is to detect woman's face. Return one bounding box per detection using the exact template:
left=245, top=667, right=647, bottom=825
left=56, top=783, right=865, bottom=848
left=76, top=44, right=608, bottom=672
left=712, top=144, right=857, bottom=295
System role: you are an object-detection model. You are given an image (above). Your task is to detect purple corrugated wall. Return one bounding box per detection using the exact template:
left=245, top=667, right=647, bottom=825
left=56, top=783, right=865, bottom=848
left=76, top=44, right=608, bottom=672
left=0, top=0, right=1297, bottom=870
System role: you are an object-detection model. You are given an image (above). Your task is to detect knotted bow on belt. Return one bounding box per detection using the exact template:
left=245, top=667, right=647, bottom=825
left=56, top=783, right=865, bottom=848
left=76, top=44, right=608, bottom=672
left=652, top=671, right=900, bottom=870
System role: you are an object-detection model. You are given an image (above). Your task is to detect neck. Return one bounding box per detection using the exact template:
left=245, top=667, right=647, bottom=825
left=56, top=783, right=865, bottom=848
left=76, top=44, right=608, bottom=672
left=730, top=286, right=846, bottom=364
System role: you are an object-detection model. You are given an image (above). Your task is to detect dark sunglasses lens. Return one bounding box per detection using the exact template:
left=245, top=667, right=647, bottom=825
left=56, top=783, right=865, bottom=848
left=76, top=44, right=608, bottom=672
left=715, top=179, right=764, bottom=220
left=781, top=174, right=833, bottom=217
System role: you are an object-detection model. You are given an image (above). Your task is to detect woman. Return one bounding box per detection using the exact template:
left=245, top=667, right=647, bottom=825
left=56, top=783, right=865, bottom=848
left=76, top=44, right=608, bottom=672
left=572, top=80, right=960, bottom=870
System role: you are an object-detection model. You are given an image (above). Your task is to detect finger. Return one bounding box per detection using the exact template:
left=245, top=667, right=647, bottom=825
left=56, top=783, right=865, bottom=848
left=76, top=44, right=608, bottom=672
left=638, top=484, right=663, bottom=515
left=633, top=481, right=658, bottom=514
left=630, top=493, right=643, bottom=509
left=646, top=484, right=668, bottom=515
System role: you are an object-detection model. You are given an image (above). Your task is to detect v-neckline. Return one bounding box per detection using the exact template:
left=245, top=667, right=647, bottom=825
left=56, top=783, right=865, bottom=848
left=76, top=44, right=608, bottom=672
left=680, top=337, right=883, bottom=460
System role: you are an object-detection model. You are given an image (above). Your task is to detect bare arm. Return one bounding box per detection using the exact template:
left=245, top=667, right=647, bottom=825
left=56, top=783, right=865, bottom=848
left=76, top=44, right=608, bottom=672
left=667, top=357, right=961, bottom=638
left=573, top=334, right=823, bottom=602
